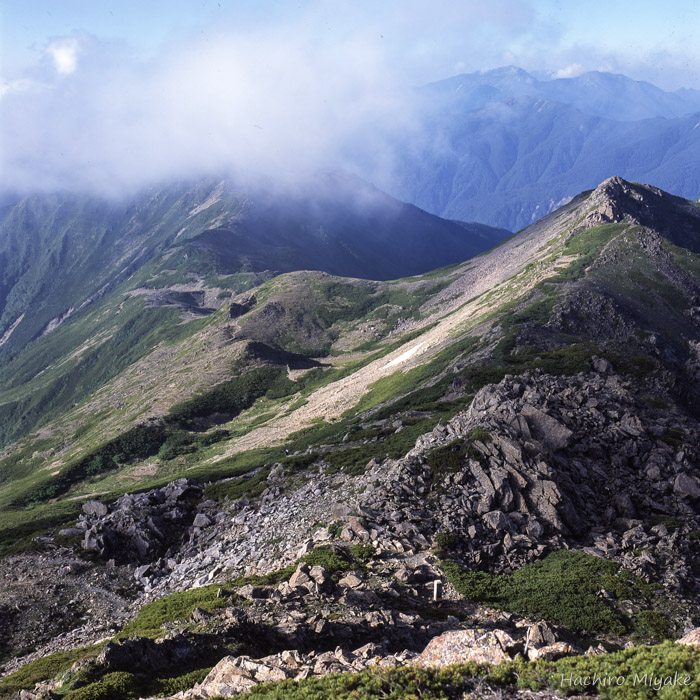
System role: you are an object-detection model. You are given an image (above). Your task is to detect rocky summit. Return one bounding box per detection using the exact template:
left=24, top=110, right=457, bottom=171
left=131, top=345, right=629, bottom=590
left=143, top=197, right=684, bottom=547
left=0, top=177, right=699, bottom=699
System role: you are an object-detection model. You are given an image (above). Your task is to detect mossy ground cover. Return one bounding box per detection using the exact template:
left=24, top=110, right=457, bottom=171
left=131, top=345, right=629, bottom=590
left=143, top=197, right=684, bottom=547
left=665, top=239, right=700, bottom=277
left=118, top=583, right=233, bottom=638
left=441, top=551, right=662, bottom=636
left=0, top=499, right=87, bottom=555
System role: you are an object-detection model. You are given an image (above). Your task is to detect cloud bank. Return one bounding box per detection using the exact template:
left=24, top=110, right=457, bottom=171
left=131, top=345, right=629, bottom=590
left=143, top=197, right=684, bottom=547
left=0, top=0, right=547, bottom=196
left=1, top=0, right=698, bottom=198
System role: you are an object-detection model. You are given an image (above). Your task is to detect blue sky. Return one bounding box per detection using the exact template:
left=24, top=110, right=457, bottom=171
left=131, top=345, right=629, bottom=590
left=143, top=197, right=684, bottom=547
left=1, top=1, right=698, bottom=195
left=2, top=0, right=699, bottom=87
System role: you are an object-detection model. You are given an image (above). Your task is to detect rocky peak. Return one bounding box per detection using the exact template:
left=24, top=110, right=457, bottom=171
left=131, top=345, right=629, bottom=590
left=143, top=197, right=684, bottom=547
left=586, top=176, right=664, bottom=225
left=584, top=176, right=700, bottom=252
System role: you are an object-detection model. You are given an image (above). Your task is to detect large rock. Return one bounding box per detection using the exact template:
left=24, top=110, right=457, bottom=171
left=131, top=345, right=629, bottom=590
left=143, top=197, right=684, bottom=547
left=527, top=642, right=580, bottom=661
left=82, top=500, right=108, bottom=517
left=673, top=473, right=700, bottom=500
left=520, top=406, right=573, bottom=451
left=482, top=510, right=511, bottom=531
left=189, top=655, right=288, bottom=697
left=339, top=573, right=364, bottom=589
left=190, top=657, right=259, bottom=696
left=192, top=513, right=214, bottom=528
left=309, top=565, right=332, bottom=590
left=288, top=563, right=312, bottom=589
left=79, top=479, right=204, bottom=563
left=416, top=629, right=514, bottom=667
left=678, top=627, right=700, bottom=646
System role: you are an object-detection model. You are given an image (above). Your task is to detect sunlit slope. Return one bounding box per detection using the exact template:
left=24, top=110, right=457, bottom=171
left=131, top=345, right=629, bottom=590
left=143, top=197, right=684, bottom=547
left=0, top=173, right=507, bottom=446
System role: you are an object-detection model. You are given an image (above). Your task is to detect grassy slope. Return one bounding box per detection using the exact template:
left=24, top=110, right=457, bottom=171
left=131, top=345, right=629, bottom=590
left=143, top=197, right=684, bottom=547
left=0, top=181, right=247, bottom=361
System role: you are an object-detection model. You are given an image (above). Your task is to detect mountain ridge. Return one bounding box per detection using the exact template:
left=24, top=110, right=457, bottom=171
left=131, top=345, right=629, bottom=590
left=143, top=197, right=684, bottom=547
left=1, top=174, right=697, bottom=524
left=0, top=174, right=507, bottom=447
left=424, top=66, right=700, bottom=121
left=0, top=176, right=699, bottom=699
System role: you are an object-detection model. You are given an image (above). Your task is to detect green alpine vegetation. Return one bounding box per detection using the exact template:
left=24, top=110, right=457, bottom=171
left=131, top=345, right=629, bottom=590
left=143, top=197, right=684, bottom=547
left=441, top=551, right=669, bottom=637
left=240, top=643, right=699, bottom=699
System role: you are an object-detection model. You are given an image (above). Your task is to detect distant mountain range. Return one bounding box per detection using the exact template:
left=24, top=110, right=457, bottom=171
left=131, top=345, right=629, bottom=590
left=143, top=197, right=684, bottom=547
left=423, top=66, right=700, bottom=121
left=370, top=66, right=700, bottom=230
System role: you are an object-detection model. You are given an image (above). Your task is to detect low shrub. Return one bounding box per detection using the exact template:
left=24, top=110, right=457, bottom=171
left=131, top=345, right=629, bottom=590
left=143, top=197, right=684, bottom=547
left=242, top=642, right=700, bottom=699
left=118, top=583, right=232, bottom=638
left=528, top=641, right=700, bottom=699
left=63, top=666, right=213, bottom=700
left=246, top=660, right=504, bottom=699
left=166, top=367, right=296, bottom=428
left=303, top=547, right=353, bottom=574
left=441, top=550, right=659, bottom=635
left=425, top=435, right=486, bottom=492
left=434, top=531, right=459, bottom=550
left=0, top=644, right=104, bottom=698
left=64, top=671, right=139, bottom=700
left=634, top=610, right=674, bottom=641
left=348, top=543, right=375, bottom=564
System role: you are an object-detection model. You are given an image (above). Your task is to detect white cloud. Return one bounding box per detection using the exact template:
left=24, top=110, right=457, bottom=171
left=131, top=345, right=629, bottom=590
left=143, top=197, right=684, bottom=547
left=46, top=37, right=80, bottom=75
left=0, top=27, right=419, bottom=195
left=554, top=63, right=585, bottom=79
left=0, top=2, right=549, bottom=196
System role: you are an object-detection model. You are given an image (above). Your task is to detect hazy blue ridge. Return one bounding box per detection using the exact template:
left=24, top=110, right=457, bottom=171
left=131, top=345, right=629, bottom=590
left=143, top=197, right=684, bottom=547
left=370, top=68, right=700, bottom=230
